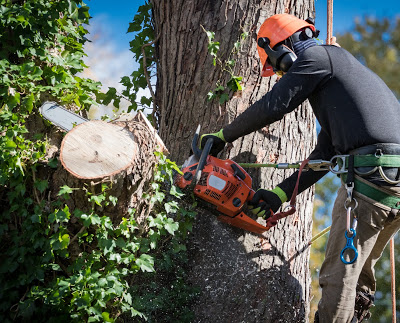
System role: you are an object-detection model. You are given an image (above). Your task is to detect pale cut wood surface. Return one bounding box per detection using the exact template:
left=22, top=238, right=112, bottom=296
left=60, top=120, right=137, bottom=179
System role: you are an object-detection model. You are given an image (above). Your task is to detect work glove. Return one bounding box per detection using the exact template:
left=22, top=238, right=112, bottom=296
left=248, top=187, right=288, bottom=219
left=199, top=129, right=226, bottom=156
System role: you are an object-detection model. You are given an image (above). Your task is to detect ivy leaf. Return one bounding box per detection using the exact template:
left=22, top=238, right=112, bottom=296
left=22, top=93, right=34, bottom=113
left=123, top=292, right=133, bottom=305
left=60, top=234, right=70, bottom=249
left=48, top=158, right=59, bottom=169
left=227, top=76, right=243, bottom=92
left=7, top=92, right=20, bottom=110
left=165, top=201, right=179, bottom=214
left=205, top=30, right=215, bottom=42
left=219, top=93, right=230, bottom=104
left=164, top=218, right=179, bottom=235
left=101, top=312, right=113, bottom=322
left=109, top=196, right=118, bottom=206
left=58, top=185, right=73, bottom=196
left=4, top=139, right=16, bottom=150
left=136, top=254, right=155, bottom=273
left=207, top=41, right=220, bottom=57
left=170, top=185, right=184, bottom=198
left=34, top=179, right=48, bottom=193
left=215, top=85, right=225, bottom=92
left=90, top=194, right=106, bottom=206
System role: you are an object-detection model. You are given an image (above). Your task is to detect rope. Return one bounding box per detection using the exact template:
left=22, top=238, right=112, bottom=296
left=326, top=0, right=333, bottom=44
left=391, top=237, right=397, bottom=323
left=309, top=225, right=331, bottom=245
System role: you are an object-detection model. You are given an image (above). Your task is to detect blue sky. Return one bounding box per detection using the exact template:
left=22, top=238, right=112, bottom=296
left=85, top=0, right=400, bottom=51
left=82, top=0, right=399, bottom=117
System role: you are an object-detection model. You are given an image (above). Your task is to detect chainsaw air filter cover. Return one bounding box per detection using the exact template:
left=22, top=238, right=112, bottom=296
left=176, top=156, right=253, bottom=218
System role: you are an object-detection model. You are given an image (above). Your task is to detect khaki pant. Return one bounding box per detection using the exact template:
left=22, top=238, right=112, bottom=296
left=317, top=184, right=400, bottom=322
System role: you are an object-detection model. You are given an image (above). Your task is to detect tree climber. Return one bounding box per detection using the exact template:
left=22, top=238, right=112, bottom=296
left=200, top=13, right=400, bottom=323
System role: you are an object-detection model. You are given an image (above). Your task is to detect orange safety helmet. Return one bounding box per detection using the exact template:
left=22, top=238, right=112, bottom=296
left=257, top=14, right=316, bottom=77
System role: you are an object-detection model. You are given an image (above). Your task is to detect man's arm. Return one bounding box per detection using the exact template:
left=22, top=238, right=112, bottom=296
left=223, top=46, right=332, bottom=142
left=277, top=129, right=336, bottom=199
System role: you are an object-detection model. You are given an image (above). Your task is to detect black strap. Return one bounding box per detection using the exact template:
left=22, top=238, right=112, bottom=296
left=347, top=155, right=355, bottom=185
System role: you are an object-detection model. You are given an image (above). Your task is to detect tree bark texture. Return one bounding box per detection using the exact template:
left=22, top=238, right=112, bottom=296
left=152, top=1, right=316, bottom=322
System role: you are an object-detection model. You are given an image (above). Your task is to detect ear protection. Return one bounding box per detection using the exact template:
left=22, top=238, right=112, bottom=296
left=257, top=16, right=320, bottom=74
left=257, top=37, right=297, bottom=73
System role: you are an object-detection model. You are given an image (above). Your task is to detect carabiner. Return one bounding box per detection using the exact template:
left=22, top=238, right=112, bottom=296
left=340, top=228, right=358, bottom=264
left=306, top=160, right=332, bottom=172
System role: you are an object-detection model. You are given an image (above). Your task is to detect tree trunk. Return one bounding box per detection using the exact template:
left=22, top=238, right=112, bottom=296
left=152, top=0, right=316, bottom=322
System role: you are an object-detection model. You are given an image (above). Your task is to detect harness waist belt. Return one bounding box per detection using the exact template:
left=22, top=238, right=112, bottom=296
left=341, top=173, right=400, bottom=210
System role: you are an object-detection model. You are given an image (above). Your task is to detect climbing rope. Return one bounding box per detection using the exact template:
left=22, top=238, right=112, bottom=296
left=391, top=237, right=397, bottom=323
left=326, top=0, right=333, bottom=44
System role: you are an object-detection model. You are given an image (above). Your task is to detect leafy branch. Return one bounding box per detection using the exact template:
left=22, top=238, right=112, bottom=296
left=201, top=26, right=248, bottom=104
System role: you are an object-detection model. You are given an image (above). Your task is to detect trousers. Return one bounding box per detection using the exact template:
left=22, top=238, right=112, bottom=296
left=317, top=184, right=400, bottom=322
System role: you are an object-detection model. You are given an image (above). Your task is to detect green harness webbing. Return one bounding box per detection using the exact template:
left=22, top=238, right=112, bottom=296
left=336, top=154, right=400, bottom=209
left=344, top=154, right=400, bottom=168
left=341, top=173, right=400, bottom=210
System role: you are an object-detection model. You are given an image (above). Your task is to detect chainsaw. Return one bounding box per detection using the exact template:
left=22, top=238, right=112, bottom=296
left=175, top=126, right=288, bottom=235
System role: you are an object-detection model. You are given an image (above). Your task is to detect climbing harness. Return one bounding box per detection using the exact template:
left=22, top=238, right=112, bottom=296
left=239, top=151, right=400, bottom=265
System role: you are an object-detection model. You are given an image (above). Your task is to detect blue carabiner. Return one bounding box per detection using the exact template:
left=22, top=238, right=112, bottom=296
left=340, top=228, right=358, bottom=264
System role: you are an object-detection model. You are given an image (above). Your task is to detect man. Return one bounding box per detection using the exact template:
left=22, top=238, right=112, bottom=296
left=201, top=14, right=400, bottom=322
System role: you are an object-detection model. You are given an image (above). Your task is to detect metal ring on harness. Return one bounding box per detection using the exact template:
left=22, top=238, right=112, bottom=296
left=344, top=197, right=358, bottom=211
left=378, top=166, right=400, bottom=185
left=329, top=155, right=348, bottom=174
left=354, top=166, right=378, bottom=176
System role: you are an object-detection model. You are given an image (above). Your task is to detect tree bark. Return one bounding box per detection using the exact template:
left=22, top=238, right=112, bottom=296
left=152, top=0, right=316, bottom=322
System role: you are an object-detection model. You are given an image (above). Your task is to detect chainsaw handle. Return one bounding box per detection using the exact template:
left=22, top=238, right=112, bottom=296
left=193, top=137, right=213, bottom=184
left=191, top=125, right=202, bottom=159
left=247, top=189, right=275, bottom=219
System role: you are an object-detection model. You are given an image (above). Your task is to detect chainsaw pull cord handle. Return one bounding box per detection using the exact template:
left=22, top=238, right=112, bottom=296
left=266, top=159, right=310, bottom=227
left=193, top=137, right=214, bottom=184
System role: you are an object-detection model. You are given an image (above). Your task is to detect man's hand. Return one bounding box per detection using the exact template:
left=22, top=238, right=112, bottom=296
left=199, top=129, right=226, bottom=156
left=248, top=187, right=287, bottom=219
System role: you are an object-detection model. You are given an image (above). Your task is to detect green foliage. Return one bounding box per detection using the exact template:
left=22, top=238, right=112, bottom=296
left=338, top=17, right=400, bottom=98
left=0, top=0, right=197, bottom=321
left=120, top=1, right=155, bottom=116
left=0, top=0, right=102, bottom=110
left=203, top=26, right=247, bottom=104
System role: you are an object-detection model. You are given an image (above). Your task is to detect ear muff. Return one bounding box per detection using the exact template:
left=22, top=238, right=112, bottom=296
left=257, top=37, right=297, bottom=73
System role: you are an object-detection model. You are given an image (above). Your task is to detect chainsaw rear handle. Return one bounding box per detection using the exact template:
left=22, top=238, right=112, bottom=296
left=247, top=190, right=274, bottom=219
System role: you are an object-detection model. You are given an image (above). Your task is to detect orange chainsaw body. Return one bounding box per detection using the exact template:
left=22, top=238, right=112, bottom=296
left=176, top=155, right=271, bottom=234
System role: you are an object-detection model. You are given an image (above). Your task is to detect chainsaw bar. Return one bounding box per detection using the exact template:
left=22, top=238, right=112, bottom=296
left=40, top=101, right=88, bottom=131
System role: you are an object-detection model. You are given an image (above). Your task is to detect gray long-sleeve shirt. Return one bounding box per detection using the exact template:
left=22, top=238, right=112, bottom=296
left=223, top=45, right=400, bottom=197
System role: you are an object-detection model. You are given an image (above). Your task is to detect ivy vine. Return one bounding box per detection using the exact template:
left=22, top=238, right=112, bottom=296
left=202, top=27, right=248, bottom=104
left=0, top=0, right=197, bottom=321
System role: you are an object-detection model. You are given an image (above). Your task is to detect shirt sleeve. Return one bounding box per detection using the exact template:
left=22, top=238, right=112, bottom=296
left=277, top=128, right=337, bottom=198
left=223, top=46, right=332, bottom=143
